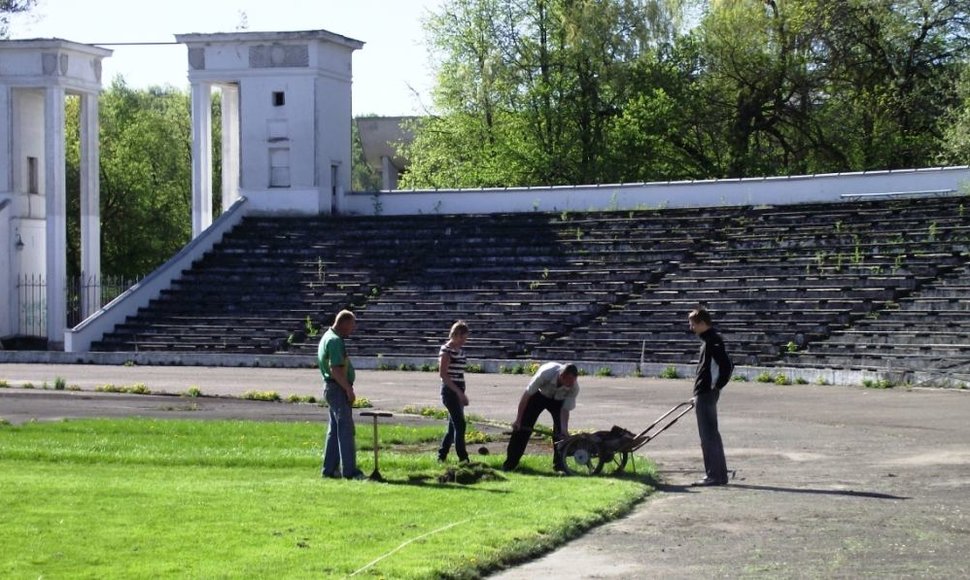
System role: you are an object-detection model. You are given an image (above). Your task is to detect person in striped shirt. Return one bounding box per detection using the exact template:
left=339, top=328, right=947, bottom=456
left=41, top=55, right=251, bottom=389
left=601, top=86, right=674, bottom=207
left=437, top=320, right=471, bottom=462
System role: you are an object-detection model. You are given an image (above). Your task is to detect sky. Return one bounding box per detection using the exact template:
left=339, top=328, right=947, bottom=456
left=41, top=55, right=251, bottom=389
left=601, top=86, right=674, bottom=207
left=8, top=0, right=443, bottom=117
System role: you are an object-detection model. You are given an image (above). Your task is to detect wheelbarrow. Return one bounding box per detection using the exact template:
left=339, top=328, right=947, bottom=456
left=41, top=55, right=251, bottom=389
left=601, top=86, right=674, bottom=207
left=556, top=399, right=695, bottom=476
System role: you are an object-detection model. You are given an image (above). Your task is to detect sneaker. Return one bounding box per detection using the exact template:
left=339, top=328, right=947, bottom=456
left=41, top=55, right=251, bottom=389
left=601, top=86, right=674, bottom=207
left=692, top=477, right=728, bottom=487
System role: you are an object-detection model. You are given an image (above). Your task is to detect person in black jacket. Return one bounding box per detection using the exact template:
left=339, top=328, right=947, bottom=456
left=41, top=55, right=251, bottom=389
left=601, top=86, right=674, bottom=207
left=688, top=307, right=733, bottom=486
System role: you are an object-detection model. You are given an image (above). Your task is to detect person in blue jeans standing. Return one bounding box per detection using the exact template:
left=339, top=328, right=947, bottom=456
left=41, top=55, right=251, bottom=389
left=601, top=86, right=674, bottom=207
left=319, top=309, right=364, bottom=479
left=437, top=320, right=471, bottom=462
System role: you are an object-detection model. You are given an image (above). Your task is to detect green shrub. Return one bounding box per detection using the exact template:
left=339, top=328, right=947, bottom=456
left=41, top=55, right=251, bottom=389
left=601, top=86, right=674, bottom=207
left=23, top=382, right=35, bottom=389
left=732, top=375, right=749, bottom=382
left=127, top=383, right=151, bottom=395
left=67, top=384, right=82, bottom=392
left=0, top=379, right=8, bottom=388
left=402, top=405, right=450, bottom=420
left=862, top=378, right=894, bottom=389
left=419, top=363, right=438, bottom=373
left=594, top=366, right=613, bottom=377
left=286, top=394, right=318, bottom=404
left=755, top=371, right=773, bottom=383
left=397, top=363, right=417, bottom=372
left=184, top=386, right=203, bottom=398
left=526, top=362, right=540, bottom=375
left=795, top=377, right=809, bottom=385
left=816, top=377, right=830, bottom=386
left=242, top=390, right=281, bottom=402
left=465, top=363, right=484, bottom=373
left=351, top=397, right=373, bottom=409
left=96, top=383, right=151, bottom=395
left=659, top=366, right=679, bottom=379
left=54, top=377, right=67, bottom=391
left=774, top=374, right=792, bottom=386
left=466, top=429, right=492, bottom=444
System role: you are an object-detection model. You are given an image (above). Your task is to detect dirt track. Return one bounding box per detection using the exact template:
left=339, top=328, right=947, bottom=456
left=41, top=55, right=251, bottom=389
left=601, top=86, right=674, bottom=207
left=1, top=364, right=968, bottom=578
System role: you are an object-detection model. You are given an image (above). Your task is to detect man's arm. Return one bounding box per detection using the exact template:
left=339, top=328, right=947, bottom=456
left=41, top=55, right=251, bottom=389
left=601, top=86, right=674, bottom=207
left=712, top=341, right=733, bottom=390
left=512, top=391, right=530, bottom=431
left=559, top=408, right=570, bottom=437
left=330, top=364, right=355, bottom=404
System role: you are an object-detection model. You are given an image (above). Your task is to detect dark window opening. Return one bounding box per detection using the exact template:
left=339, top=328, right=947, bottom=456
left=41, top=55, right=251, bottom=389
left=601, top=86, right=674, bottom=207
left=272, top=91, right=285, bottom=107
left=27, top=157, right=38, bottom=194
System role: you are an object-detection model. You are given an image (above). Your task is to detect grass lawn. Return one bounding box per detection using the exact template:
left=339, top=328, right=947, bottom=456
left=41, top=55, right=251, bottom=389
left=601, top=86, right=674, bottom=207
left=0, top=418, right=655, bottom=578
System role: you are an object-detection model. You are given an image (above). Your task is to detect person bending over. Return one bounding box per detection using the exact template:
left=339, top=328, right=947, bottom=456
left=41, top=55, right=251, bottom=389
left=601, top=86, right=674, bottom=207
left=503, top=362, right=580, bottom=472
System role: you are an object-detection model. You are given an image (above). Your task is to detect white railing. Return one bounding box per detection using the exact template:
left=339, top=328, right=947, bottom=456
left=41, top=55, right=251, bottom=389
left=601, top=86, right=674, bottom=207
left=64, top=197, right=250, bottom=353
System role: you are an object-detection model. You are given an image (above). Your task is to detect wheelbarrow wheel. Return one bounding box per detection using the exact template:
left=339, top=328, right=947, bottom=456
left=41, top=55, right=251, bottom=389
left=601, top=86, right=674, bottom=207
left=597, top=450, right=629, bottom=475
left=560, top=435, right=601, bottom=476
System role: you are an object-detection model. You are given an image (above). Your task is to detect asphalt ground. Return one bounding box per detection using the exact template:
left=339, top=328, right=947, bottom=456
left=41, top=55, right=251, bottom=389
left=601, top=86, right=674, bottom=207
left=1, top=363, right=968, bottom=578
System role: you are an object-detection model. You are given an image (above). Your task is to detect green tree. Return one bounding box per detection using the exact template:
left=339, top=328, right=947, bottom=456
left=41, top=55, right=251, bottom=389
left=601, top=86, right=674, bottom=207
left=813, top=0, right=970, bottom=169
left=941, top=63, right=970, bottom=164
left=0, top=0, right=35, bottom=38
left=351, top=118, right=384, bottom=192
left=64, top=80, right=221, bottom=279
left=689, top=0, right=970, bottom=176
left=403, top=0, right=669, bottom=188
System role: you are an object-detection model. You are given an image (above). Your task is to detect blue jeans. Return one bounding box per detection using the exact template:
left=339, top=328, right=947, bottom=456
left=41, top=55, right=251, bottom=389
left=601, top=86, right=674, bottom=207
left=695, top=388, right=728, bottom=482
left=438, top=384, right=468, bottom=461
left=322, top=381, right=358, bottom=478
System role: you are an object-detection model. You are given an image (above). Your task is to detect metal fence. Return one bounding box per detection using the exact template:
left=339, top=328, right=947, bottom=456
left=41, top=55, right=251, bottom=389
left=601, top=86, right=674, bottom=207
left=16, top=274, right=140, bottom=337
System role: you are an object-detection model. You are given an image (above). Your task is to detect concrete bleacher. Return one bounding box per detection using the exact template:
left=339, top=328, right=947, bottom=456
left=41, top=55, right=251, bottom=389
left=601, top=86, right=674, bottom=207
left=93, top=196, right=970, bottom=373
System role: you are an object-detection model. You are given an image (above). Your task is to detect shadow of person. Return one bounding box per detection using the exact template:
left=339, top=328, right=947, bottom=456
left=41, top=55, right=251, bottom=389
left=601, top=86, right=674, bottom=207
left=725, top=483, right=909, bottom=500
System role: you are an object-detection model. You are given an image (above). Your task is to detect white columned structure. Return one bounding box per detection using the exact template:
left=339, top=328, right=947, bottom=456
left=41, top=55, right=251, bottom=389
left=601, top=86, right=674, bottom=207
left=0, top=39, right=111, bottom=348
left=176, top=30, right=363, bottom=219
left=220, top=83, right=241, bottom=212
left=190, top=81, right=213, bottom=237
left=43, top=85, right=68, bottom=344
left=79, top=92, right=101, bottom=319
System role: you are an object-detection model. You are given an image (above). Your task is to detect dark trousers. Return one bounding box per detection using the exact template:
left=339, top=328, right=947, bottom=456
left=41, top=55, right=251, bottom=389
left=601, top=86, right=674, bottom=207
left=695, top=388, right=728, bottom=482
left=503, top=392, right=565, bottom=470
left=438, top=384, right=468, bottom=461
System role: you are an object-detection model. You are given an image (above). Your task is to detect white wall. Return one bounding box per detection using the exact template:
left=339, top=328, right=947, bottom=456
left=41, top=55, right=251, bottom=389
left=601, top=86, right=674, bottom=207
left=345, top=166, right=970, bottom=216
left=12, top=89, right=44, bottom=203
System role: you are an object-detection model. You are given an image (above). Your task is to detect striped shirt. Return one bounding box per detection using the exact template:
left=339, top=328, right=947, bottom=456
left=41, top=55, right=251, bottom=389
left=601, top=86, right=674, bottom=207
left=439, top=343, right=466, bottom=388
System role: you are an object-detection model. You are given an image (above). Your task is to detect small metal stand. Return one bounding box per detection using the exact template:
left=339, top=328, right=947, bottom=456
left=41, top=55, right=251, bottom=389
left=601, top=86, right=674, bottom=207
left=360, top=410, right=393, bottom=481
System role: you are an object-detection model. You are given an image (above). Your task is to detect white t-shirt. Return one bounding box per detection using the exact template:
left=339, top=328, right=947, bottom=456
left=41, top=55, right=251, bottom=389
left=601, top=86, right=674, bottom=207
left=525, top=362, right=579, bottom=411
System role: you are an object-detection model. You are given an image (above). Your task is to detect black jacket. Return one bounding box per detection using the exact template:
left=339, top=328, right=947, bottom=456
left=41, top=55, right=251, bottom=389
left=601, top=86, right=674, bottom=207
left=694, top=328, right=733, bottom=395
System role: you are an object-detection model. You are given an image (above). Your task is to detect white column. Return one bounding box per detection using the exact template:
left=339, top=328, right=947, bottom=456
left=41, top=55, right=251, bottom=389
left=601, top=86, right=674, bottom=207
left=0, top=85, right=11, bottom=339
left=79, top=92, right=101, bottom=319
left=220, top=84, right=240, bottom=211
left=0, top=85, right=11, bottom=193
left=191, top=81, right=213, bottom=237
left=44, top=86, right=67, bottom=348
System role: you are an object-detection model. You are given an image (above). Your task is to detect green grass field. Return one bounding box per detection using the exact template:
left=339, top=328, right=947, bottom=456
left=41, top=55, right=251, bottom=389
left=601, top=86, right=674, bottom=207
left=0, top=418, right=655, bottom=578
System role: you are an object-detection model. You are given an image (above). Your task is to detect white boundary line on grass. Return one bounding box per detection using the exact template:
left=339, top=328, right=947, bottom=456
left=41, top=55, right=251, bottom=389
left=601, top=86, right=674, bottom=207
left=348, top=516, right=475, bottom=577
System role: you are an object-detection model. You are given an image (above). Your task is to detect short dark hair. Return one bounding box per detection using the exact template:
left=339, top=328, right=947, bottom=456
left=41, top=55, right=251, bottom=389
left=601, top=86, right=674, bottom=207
left=561, top=363, right=579, bottom=377
left=688, top=308, right=713, bottom=325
